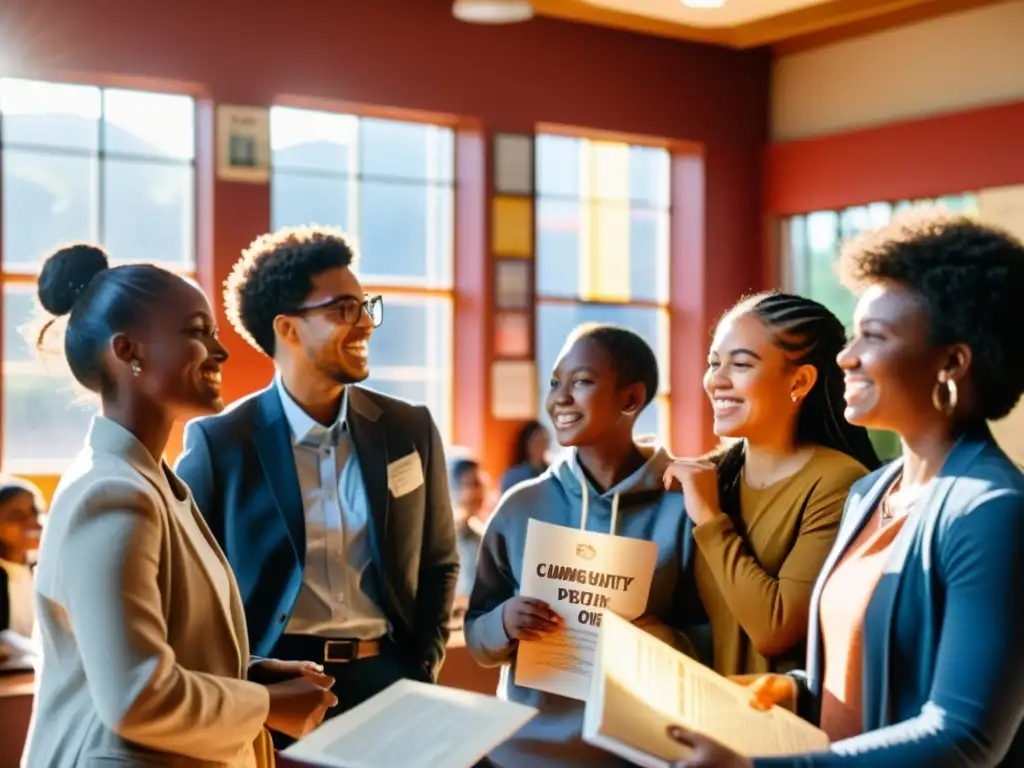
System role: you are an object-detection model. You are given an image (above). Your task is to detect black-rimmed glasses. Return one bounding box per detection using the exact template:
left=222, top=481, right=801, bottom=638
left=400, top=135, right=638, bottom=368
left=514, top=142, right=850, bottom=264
left=288, top=294, right=384, bottom=327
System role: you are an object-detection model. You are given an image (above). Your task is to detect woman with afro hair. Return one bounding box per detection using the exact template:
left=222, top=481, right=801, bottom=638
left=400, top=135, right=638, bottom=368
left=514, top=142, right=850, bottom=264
left=668, top=211, right=1024, bottom=767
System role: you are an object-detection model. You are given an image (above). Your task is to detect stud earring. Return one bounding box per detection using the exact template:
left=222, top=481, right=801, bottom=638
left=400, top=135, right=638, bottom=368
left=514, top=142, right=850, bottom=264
left=131, top=359, right=142, bottom=377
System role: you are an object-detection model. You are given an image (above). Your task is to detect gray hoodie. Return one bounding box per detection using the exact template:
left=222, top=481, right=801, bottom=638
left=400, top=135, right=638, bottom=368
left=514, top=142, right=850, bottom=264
left=465, top=440, right=699, bottom=768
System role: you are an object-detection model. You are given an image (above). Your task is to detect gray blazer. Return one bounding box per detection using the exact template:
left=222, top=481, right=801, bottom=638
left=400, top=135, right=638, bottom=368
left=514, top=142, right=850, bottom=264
left=757, top=427, right=1024, bottom=767
left=22, top=417, right=272, bottom=767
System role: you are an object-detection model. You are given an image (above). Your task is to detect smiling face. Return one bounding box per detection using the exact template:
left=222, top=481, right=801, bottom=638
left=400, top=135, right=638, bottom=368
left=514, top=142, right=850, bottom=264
left=0, top=490, right=42, bottom=563
left=838, top=282, right=948, bottom=434
left=545, top=336, right=642, bottom=448
left=704, top=311, right=815, bottom=442
left=124, top=277, right=229, bottom=419
left=278, top=266, right=375, bottom=385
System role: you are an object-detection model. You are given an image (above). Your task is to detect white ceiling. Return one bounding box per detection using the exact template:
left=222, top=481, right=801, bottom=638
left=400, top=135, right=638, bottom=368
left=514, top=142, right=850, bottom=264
left=579, top=0, right=832, bottom=28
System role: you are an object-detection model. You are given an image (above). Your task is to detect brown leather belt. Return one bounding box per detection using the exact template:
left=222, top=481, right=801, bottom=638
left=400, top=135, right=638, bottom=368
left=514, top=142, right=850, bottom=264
left=323, top=638, right=381, bottom=663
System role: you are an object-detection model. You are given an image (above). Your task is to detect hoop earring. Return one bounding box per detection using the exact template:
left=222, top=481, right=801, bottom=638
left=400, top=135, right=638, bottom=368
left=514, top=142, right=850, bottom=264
left=931, top=377, right=958, bottom=415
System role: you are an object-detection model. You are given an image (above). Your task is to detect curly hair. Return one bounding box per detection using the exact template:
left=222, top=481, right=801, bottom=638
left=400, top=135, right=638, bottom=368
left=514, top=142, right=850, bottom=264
left=568, top=323, right=659, bottom=409
left=225, top=225, right=358, bottom=357
left=839, top=211, right=1024, bottom=422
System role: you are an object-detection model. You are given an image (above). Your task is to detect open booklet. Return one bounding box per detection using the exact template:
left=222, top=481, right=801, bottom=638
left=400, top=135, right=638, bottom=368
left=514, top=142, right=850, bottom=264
left=583, top=612, right=829, bottom=768
left=282, top=679, right=537, bottom=768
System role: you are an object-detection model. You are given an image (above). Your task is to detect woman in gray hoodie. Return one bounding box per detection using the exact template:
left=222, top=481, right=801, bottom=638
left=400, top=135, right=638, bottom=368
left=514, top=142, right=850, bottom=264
left=465, top=323, right=700, bottom=768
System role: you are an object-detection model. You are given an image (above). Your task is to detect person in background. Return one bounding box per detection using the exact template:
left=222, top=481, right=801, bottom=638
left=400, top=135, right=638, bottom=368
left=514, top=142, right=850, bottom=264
left=450, top=456, right=492, bottom=600
left=175, top=226, right=459, bottom=743
left=0, top=477, right=44, bottom=640
left=663, top=293, right=879, bottom=677
left=467, top=323, right=699, bottom=768
left=22, top=244, right=335, bottom=767
left=499, top=420, right=550, bottom=494
left=670, top=212, right=1024, bottom=766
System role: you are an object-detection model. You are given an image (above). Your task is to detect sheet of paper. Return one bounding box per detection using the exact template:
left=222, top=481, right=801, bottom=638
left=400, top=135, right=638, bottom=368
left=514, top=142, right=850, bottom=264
left=584, top=611, right=830, bottom=765
left=515, top=518, right=658, bottom=701
left=282, top=679, right=536, bottom=768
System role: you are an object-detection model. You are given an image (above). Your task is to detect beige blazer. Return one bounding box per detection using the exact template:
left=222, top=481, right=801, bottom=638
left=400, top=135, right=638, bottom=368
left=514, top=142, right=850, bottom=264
left=22, top=417, right=274, bottom=767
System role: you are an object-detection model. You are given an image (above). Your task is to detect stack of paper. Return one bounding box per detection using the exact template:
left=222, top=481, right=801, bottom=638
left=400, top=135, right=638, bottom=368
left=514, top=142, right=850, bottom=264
left=282, top=679, right=536, bottom=768
left=583, top=612, right=829, bottom=768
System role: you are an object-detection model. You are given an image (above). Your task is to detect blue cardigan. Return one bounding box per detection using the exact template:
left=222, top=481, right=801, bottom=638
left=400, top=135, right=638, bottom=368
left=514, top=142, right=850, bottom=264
left=757, top=428, right=1024, bottom=767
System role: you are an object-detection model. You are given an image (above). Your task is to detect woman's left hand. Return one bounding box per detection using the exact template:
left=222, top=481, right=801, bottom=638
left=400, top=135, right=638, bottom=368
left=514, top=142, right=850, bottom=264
left=663, top=460, right=721, bottom=527
left=667, top=725, right=751, bottom=768
left=249, top=659, right=334, bottom=688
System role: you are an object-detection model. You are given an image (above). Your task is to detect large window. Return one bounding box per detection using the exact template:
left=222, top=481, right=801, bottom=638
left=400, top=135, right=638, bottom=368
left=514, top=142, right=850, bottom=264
left=781, top=194, right=978, bottom=460
left=534, top=134, right=671, bottom=441
left=0, top=78, right=196, bottom=473
left=270, top=107, right=454, bottom=441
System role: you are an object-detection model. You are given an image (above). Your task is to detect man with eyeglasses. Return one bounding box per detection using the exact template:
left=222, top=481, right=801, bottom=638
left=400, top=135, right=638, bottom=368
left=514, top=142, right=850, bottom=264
left=176, top=225, right=459, bottom=745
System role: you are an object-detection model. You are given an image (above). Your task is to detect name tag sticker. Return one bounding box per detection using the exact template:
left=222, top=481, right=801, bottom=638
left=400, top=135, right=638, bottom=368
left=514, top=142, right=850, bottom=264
left=387, top=450, right=425, bottom=498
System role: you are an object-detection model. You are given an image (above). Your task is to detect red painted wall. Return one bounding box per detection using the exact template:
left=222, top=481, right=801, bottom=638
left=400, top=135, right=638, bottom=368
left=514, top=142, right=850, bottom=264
left=765, top=100, right=1024, bottom=215
left=1, top=0, right=770, bottom=474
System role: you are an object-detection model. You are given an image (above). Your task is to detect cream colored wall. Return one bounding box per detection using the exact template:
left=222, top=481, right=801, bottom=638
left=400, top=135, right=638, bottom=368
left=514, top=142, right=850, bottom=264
left=975, top=187, right=1024, bottom=464
left=772, top=0, right=1024, bottom=141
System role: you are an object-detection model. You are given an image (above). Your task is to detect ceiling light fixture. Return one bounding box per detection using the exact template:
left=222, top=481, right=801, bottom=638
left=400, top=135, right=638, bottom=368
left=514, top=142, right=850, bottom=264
left=681, top=0, right=726, bottom=7
left=453, top=0, right=535, bottom=24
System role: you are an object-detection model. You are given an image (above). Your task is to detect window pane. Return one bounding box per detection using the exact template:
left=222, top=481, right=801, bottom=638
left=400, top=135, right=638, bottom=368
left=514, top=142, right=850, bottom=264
left=362, top=378, right=427, bottom=408
left=536, top=301, right=667, bottom=440
left=271, top=171, right=351, bottom=232
left=628, top=207, right=669, bottom=303
left=629, top=145, right=670, bottom=208
left=4, top=288, right=38, bottom=363
left=2, top=149, right=98, bottom=270
left=3, top=285, right=97, bottom=472
left=270, top=107, right=357, bottom=174
left=359, top=179, right=452, bottom=286
left=369, top=294, right=451, bottom=369
left=103, top=158, right=194, bottom=268
left=0, top=78, right=100, bottom=151
left=360, top=118, right=453, bottom=183
left=364, top=294, right=452, bottom=444
left=103, top=89, right=195, bottom=160
left=536, top=198, right=581, bottom=298
left=536, top=134, right=580, bottom=198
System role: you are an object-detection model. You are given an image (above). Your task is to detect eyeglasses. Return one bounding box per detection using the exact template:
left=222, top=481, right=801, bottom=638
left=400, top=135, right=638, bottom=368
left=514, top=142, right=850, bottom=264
left=288, top=294, right=384, bottom=328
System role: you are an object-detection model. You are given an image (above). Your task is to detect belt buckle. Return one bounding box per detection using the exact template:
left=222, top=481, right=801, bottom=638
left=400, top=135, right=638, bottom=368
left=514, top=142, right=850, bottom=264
left=324, top=639, right=358, bottom=663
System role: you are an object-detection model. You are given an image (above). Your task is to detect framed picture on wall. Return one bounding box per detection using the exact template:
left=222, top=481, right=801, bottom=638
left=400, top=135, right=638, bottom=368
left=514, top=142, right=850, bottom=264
left=495, top=259, right=532, bottom=310
left=216, top=104, right=271, bottom=183
left=494, top=310, right=531, bottom=358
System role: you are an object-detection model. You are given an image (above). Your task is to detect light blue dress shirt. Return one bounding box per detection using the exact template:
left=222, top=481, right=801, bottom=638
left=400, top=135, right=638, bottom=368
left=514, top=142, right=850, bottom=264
left=275, top=376, right=389, bottom=640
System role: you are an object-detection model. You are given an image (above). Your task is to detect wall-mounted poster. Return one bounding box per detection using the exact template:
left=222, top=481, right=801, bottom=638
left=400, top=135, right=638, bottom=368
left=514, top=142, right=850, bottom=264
left=216, top=104, right=271, bottom=183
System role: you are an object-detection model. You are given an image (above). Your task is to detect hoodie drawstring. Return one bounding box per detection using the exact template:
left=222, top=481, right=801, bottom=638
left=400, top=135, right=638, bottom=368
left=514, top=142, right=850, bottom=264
left=576, top=462, right=620, bottom=535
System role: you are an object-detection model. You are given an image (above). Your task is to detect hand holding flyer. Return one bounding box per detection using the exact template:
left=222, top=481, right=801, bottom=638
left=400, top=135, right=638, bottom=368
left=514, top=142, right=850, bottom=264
left=514, top=518, right=659, bottom=701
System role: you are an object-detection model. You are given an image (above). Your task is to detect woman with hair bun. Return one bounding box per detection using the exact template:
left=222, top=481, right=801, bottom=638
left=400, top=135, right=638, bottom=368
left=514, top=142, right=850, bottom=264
left=664, top=292, right=879, bottom=678
left=22, top=245, right=336, bottom=767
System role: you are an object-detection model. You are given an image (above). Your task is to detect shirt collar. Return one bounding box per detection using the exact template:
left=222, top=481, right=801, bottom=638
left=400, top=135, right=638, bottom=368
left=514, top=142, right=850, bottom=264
left=274, top=374, right=349, bottom=447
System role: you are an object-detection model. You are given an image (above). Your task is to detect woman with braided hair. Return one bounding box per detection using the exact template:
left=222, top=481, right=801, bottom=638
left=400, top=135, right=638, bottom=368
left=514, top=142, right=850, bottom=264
left=664, top=291, right=880, bottom=678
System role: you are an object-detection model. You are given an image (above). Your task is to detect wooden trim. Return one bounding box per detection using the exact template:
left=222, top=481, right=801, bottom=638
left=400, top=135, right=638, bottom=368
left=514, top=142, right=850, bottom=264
left=274, top=93, right=464, bottom=128
left=535, top=295, right=667, bottom=309
left=361, top=284, right=456, bottom=298
left=538, top=121, right=703, bottom=154
left=533, top=0, right=1007, bottom=50
left=0, top=66, right=209, bottom=97
left=773, top=0, right=1009, bottom=53
left=531, top=0, right=729, bottom=45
